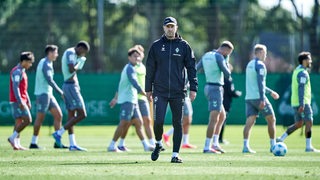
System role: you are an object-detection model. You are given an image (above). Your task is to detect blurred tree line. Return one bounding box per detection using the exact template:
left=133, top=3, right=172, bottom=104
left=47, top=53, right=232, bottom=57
left=0, top=0, right=319, bottom=73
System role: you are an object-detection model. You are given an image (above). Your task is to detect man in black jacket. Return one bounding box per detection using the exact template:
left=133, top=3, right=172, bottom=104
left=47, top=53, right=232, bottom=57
left=145, top=16, right=198, bottom=163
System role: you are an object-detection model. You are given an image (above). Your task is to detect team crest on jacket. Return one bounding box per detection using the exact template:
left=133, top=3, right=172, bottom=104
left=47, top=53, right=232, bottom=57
left=175, top=48, right=179, bottom=53
left=161, top=45, right=165, bottom=51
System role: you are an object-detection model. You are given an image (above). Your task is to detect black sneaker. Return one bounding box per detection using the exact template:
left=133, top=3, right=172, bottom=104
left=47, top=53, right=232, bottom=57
left=171, top=156, right=183, bottom=163
left=151, top=144, right=163, bottom=161
left=29, top=143, right=43, bottom=149
left=54, top=142, right=68, bottom=149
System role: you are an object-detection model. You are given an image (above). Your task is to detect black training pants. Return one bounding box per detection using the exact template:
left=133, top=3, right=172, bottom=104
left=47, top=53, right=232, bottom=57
left=153, top=95, right=184, bottom=153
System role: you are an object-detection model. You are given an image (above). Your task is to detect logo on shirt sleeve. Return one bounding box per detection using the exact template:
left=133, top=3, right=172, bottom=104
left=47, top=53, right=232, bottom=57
left=300, top=77, right=307, bottom=84
left=14, top=75, right=20, bottom=82
left=259, top=69, right=265, bottom=75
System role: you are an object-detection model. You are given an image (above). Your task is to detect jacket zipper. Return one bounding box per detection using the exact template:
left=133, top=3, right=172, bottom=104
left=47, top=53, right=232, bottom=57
left=168, top=40, right=172, bottom=98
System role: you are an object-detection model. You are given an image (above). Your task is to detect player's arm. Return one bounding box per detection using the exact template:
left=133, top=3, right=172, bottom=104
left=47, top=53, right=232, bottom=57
left=297, top=71, right=307, bottom=112
left=195, top=58, right=203, bottom=71
left=217, top=55, right=232, bottom=82
left=26, top=91, right=31, bottom=109
left=255, top=63, right=266, bottom=102
left=145, top=45, right=156, bottom=101
left=109, top=91, right=118, bottom=108
left=11, top=71, right=24, bottom=109
left=127, top=65, right=146, bottom=96
left=43, top=63, right=63, bottom=96
left=184, top=44, right=198, bottom=101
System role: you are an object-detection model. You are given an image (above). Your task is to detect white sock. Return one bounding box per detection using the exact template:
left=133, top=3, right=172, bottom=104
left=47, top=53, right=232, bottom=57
left=57, top=127, right=65, bottom=136
left=172, top=152, right=179, bottom=158
left=244, top=139, right=249, bottom=147
left=182, top=134, right=189, bottom=145
left=280, top=132, right=288, bottom=141
left=165, top=128, right=174, bottom=136
left=204, top=137, right=211, bottom=150
left=31, top=135, right=38, bottom=144
left=118, top=138, right=125, bottom=147
left=213, top=135, right=219, bottom=146
left=306, top=138, right=312, bottom=149
left=142, top=139, right=148, bottom=149
left=149, top=139, right=155, bottom=146
left=270, top=139, right=276, bottom=147
left=109, top=140, right=116, bottom=149
left=69, top=134, right=76, bottom=146
left=156, top=140, right=163, bottom=147
left=10, top=131, right=19, bottom=140
left=15, top=138, right=21, bottom=147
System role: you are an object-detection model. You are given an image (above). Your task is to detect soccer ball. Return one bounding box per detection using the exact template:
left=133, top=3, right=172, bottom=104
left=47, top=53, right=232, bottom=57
left=272, top=142, right=287, bottom=156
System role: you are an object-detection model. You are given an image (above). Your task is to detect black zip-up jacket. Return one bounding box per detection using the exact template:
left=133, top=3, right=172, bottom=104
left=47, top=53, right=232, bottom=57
left=145, top=34, right=198, bottom=99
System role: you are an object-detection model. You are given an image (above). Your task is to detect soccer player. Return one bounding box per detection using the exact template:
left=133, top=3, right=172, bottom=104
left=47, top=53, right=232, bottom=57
left=242, top=44, right=279, bottom=154
left=146, top=17, right=198, bottom=163
left=52, top=41, right=90, bottom=151
left=108, top=47, right=153, bottom=152
left=8, top=52, right=34, bottom=150
left=30, top=45, right=67, bottom=149
left=109, top=45, right=156, bottom=151
left=197, top=41, right=234, bottom=154
left=277, top=52, right=319, bottom=152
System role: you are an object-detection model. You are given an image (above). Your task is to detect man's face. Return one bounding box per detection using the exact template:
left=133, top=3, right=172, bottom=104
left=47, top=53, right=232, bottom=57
left=163, top=24, right=178, bottom=39
left=48, top=49, right=59, bottom=61
left=128, top=51, right=141, bottom=65
left=305, top=56, right=312, bottom=68
left=23, top=60, right=34, bottom=70
left=222, top=48, right=233, bottom=57
left=76, top=47, right=88, bottom=57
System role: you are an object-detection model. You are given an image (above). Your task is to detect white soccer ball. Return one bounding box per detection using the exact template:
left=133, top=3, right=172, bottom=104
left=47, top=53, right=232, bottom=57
left=272, top=142, right=287, bottom=156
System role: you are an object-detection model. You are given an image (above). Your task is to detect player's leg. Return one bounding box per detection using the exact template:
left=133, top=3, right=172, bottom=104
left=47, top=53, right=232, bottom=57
left=108, top=102, right=133, bottom=152
left=212, top=106, right=226, bottom=153
left=131, top=107, right=153, bottom=151
left=8, top=102, right=31, bottom=150
left=169, top=97, right=184, bottom=163
left=163, top=127, right=173, bottom=146
left=151, top=95, right=168, bottom=161
left=181, top=97, right=196, bottom=149
left=277, top=107, right=304, bottom=142
left=30, top=94, right=49, bottom=149
left=303, top=105, right=318, bottom=152
left=139, top=99, right=155, bottom=147
left=242, top=100, right=259, bottom=153
left=117, top=122, right=132, bottom=151
left=261, top=99, right=277, bottom=151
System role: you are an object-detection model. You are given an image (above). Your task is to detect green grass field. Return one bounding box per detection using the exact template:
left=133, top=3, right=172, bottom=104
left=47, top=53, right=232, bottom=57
left=0, top=125, right=320, bottom=180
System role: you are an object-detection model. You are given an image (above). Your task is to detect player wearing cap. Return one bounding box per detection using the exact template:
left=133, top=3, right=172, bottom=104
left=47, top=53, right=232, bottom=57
left=146, top=16, right=198, bottom=163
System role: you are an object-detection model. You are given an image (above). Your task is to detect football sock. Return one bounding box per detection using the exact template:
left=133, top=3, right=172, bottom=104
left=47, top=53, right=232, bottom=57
left=69, top=134, right=76, bottom=146
left=306, top=138, right=312, bottom=149
left=118, top=138, right=125, bottom=147
left=57, top=127, right=65, bottom=136
left=149, top=139, right=156, bottom=146
left=172, top=152, right=179, bottom=158
left=109, top=140, right=116, bottom=149
left=280, top=132, right=288, bottom=141
left=10, top=131, right=19, bottom=140
left=270, top=139, right=276, bottom=147
left=31, top=135, right=38, bottom=144
left=182, top=134, right=189, bottom=145
left=156, top=141, right=163, bottom=147
left=204, top=137, right=211, bottom=150
left=244, top=139, right=249, bottom=147
left=213, top=135, right=219, bottom=146
left=15, top=138, right=21, bottom=146
left=141, top=139, right=148, bottom=148
left=165, top=128, right=174, bottom=136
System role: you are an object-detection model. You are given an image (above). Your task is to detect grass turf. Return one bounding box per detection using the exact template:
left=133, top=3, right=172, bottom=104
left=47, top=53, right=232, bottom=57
left=0, top=125, right=320, bottom=180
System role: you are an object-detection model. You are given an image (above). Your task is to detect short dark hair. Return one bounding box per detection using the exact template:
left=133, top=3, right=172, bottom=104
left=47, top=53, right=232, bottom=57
left=298, top=52, right=311, bottom=64
left=20, top=51, right=34, bottom=62
left=128, top=47, right=140, bottom=56
left=76, top=40, right=90, bottom=52
left=45, top=45, right=58, bottom=55
left=220, top=41, right=234, bottom=50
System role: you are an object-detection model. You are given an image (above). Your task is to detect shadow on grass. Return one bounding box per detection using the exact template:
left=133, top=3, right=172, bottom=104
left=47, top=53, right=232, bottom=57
left=59, top=161, right=146, bottom=165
